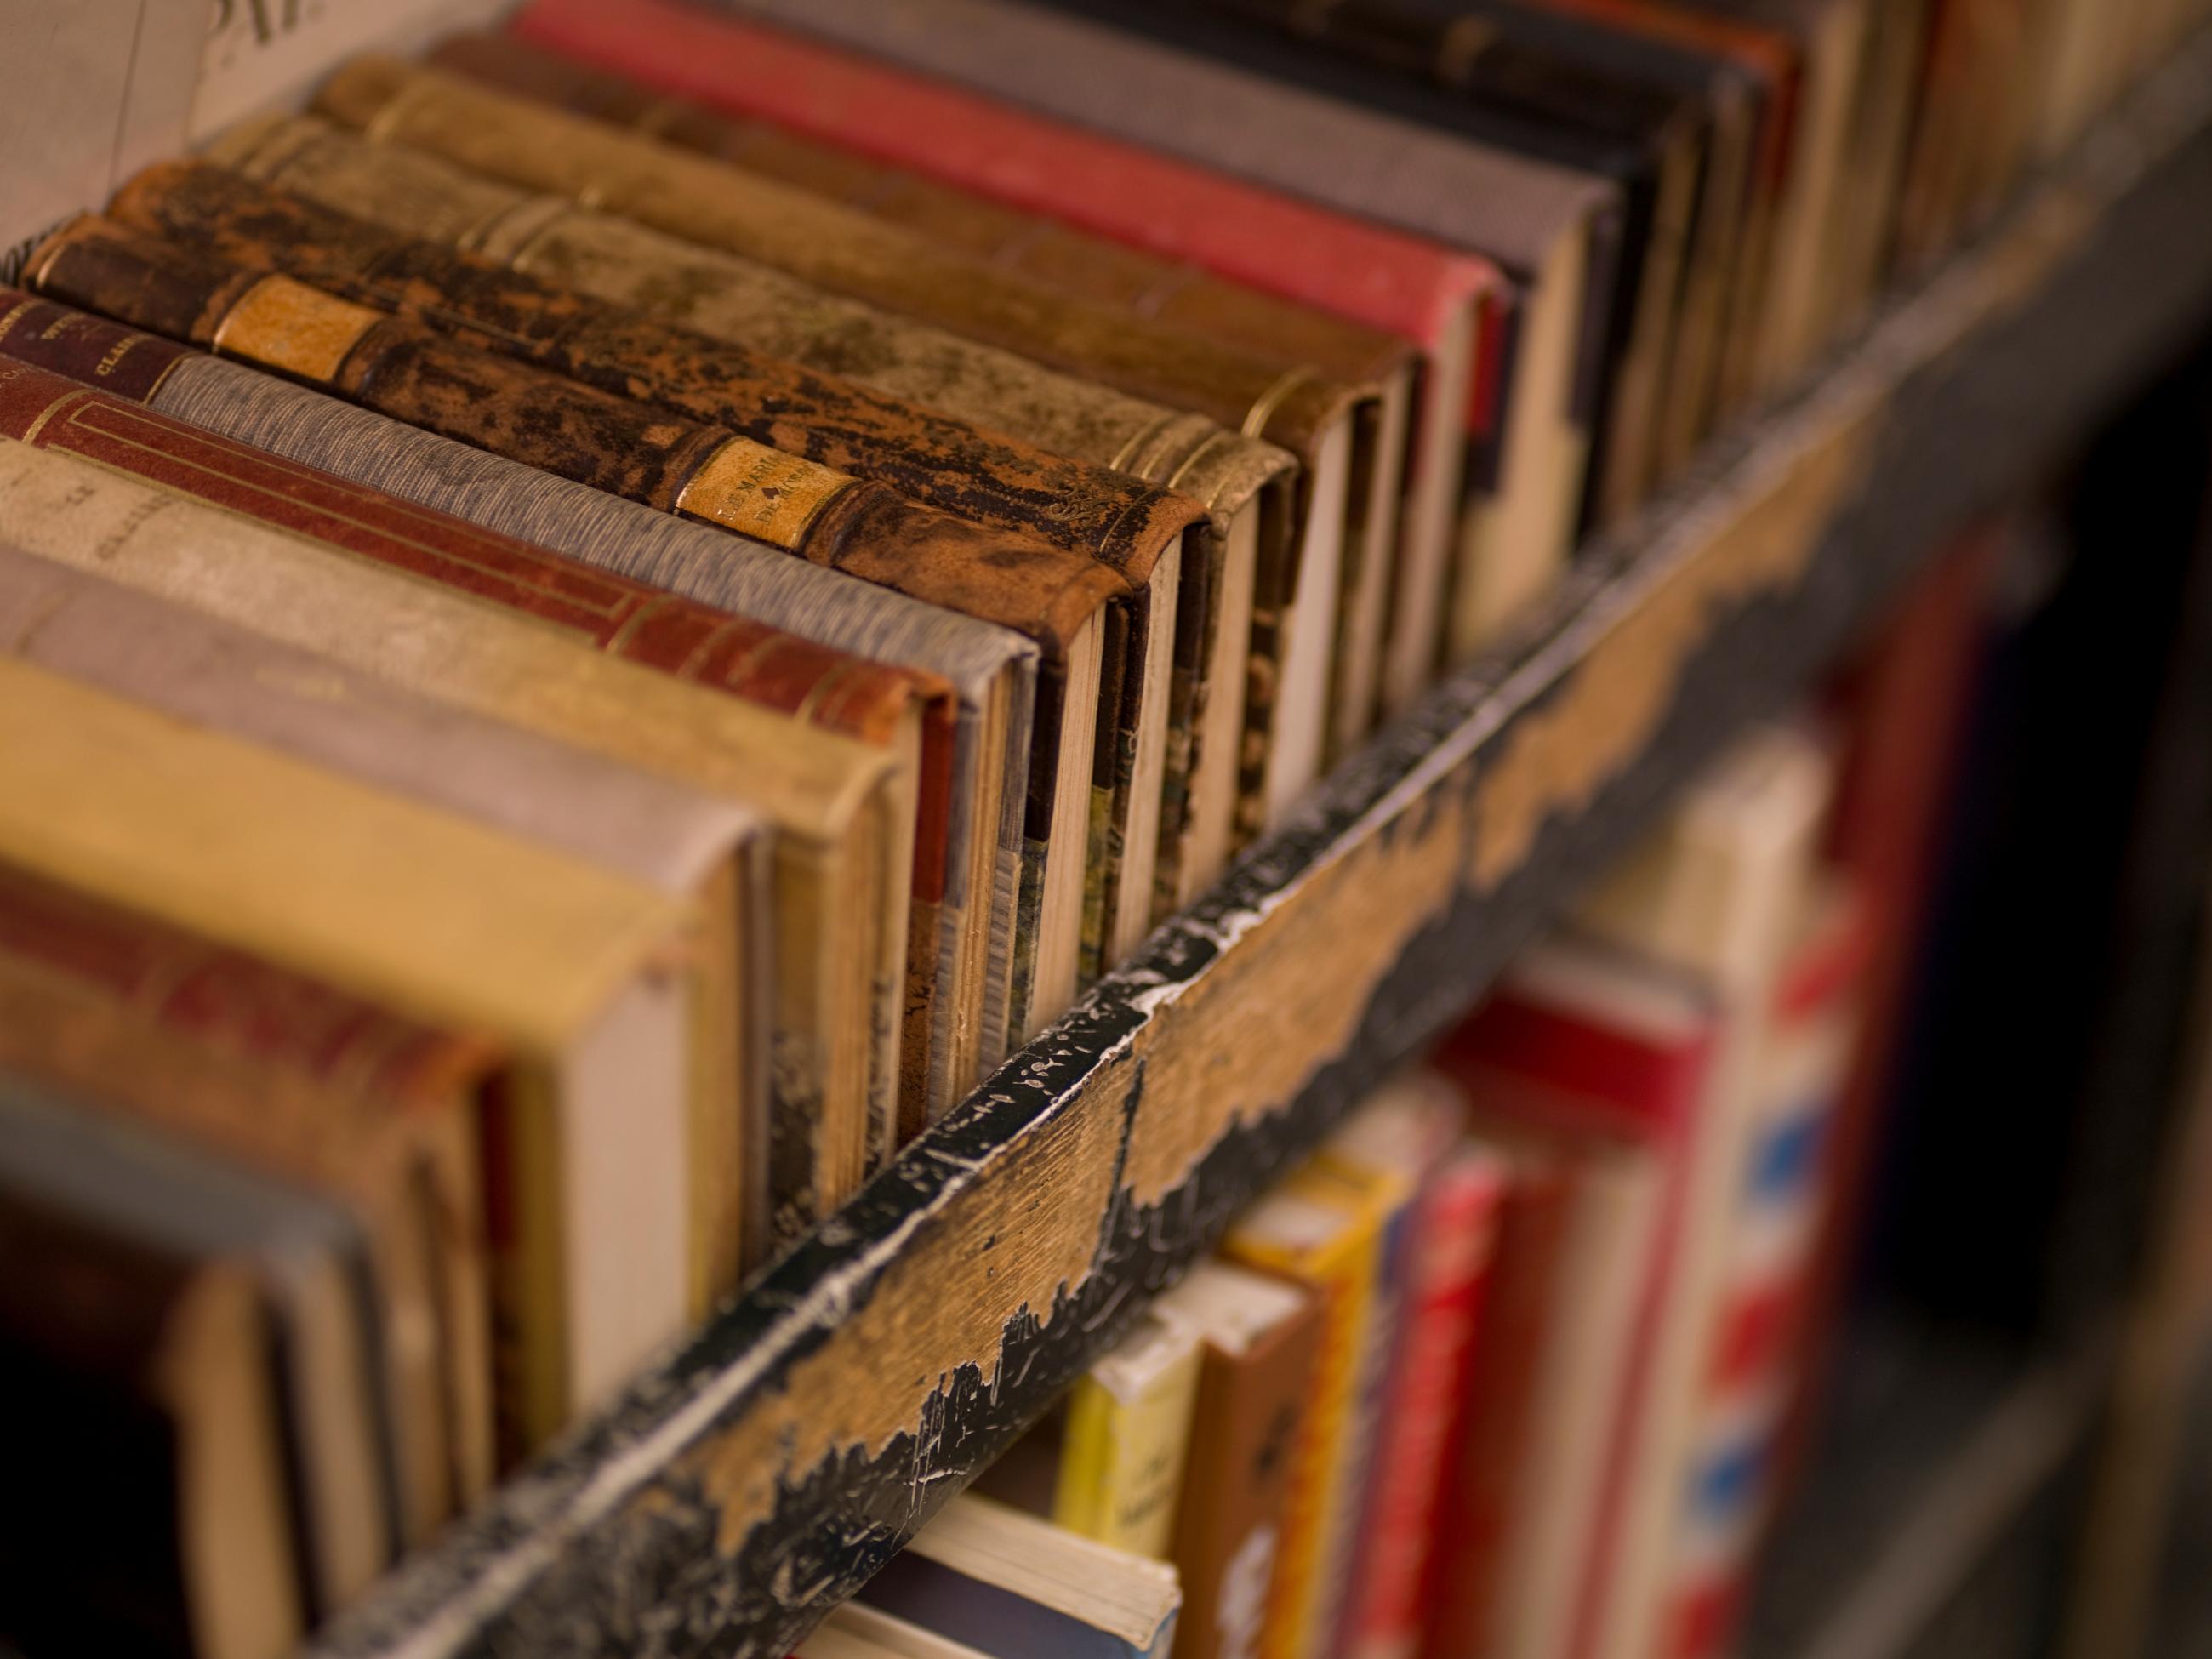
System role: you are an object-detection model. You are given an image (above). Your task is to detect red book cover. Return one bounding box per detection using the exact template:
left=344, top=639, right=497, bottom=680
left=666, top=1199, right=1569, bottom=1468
left=1422, top=937, right=1716, bottom=1659
left=1344, top=1138, right=1507, bottom=1659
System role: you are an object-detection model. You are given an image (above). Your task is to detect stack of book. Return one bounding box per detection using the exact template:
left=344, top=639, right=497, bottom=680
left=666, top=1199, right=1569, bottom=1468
left=0, top=0, right=2192, bottom=1652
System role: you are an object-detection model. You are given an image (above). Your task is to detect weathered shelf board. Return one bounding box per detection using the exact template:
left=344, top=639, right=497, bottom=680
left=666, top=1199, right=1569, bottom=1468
left=315, top=31, right=2212, bottom=1659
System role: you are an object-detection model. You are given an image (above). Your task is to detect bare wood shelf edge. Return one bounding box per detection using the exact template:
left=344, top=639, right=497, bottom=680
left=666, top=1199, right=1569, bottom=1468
left=314, top=34, right=2212, bottom=1659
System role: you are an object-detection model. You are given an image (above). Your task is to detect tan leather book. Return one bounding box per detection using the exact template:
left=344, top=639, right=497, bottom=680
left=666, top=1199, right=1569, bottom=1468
left=0, top=654, right=708, bottom=1459
left=707, top=0, right=1616, bottom=659
left=0, top=435, right=904, bottom=1280
left=427, top=31, right=1423, bottom=771
left=0, top=290, right=1033, bottom=1104
left=286, top=77, right=1326, bottom=852
left=0, top=545, right=772, bottom=1303
left=0, top=867, right=497, bottom=1553
left=22, top=218, right=1139, bottom=1033
left=0, top=267, right=926, bottom=1189
left=204, top=111, right=1297, bottom=892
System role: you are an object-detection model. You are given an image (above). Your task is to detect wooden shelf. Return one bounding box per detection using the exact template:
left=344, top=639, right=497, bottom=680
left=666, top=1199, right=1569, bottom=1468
left=313, top=32, right=2212, bottom=1659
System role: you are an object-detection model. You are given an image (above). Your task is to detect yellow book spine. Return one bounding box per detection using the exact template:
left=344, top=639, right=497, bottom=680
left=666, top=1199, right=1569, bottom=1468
left=1053, top=1337, right=1204, bottom=1558
left=1224, top=1166, right=1387, bottom=1659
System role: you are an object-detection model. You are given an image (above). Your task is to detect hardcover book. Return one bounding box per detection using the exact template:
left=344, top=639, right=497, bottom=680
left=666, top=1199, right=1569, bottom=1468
left=0, top=432, right=899, bottom=1271
left=309, top=58, right=1365, bottom=849
left=1563, top=721, right=1836, bottom=1659
left=201, top=112, right=1294, bottom=895
left=0, top=544, right=771, bottom=1297
left=859, top=1495, right=1183, bottom=1659
left=509, top=0, right=1506, bottom=715
left=0, top=282, right=921, bottom=1188
left=1221, top=1157, right=1399, bottom=1659
left=1031, top=0, right=1717, bottom=529
left=978, top=1313, right=1204, bottom=1559
left=30, top=212, right=1166, bottom=1012
left=0, top=290, right=1037, bottom=1092
left=0, top=655, right=699, bottom=1458
left=1340, top=1137, right=1508, bottom=1659
left=0, top=866, right=495, bottom=1546
left=433, top=28, right=1417, bottom=769
left=1662, top=872, right=1868, bottom=1659
left=707, top=0, right=1622, bottom=655
left=1432, top=934, right=1717, bottom=1659
left=1153, top=1262, right=1325, bottom=1659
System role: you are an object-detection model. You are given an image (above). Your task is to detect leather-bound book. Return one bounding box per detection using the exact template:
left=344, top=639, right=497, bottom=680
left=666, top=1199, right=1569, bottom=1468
left=1191, top=0, right=1763, bottom=480
left=0, top=316, right=921, bottom=1155
left=311, top=58, right=1376, bottom=847
left=0, top=655, right=703, bottom=1460
left=0, top=546, right=771, bottom=1303
left=1025, top=0, right=1716, bottom=527
left=25, top=219, right=1163, bottom=1010
left=703, top=0, right=1619, bottom=657
left=0, top=866, right=498, bottom=1560
left=0, top=1080, right=334, bottom=1659
left=0, top=292, right=1036, bottom=1089
left=1530, top=0, right=1875, bottom=384
left=0, top=431, right=904, bottom=1287
left=505, top=0, right=1505, bottom=719
left=203, top=114, right=1299, bottom=881
left=430, top=31, right=1417, bottom=770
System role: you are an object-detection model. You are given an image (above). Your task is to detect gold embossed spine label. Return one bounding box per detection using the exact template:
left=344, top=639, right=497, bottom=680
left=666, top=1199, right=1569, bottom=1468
left=213, top=274, right=384, bottom=384
left=675, top=436, right=853, bottom=550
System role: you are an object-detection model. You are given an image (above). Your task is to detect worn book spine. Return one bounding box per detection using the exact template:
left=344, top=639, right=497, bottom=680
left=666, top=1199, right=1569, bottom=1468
left=505, top=0, right=1504, bottom=721
left=0, top=287, right=1028, bottom=1109
left=22, top=219, right=1116, bottom=655
left=436, top=31, right=1419, bottom=395
left=0, top=344, right=883, bottom=1264
left=0, top=864, right=497, bottom=1542
left=315, top=55, right=1365, bottom=498
left=105, top=156, right=1209, bottom=599
left=16, top=228, right=1164, bottom=1026
left=423, top=34, right=1411, bottom=765
left=200, top=112, right=1294, bottom=904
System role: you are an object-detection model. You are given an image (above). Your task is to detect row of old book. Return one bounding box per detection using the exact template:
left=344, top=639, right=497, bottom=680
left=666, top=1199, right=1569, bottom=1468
left=0, top=0, right=2192, bottom=1652
left=795, top=647, right=1954, bottom=1659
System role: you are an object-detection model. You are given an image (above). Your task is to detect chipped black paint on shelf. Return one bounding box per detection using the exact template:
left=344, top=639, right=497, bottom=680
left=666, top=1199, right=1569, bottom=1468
left=309, top=35, right=2212, bottom=1659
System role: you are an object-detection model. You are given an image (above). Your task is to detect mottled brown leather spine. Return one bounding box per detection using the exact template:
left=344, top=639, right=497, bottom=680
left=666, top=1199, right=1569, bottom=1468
left=25, top=218, right=1125, bottom=657
left=430, top=31, right=1421, bottom=392
left=315, top=56, right=1365, bottom=474
left=106, top=158, right=1206, bottom=586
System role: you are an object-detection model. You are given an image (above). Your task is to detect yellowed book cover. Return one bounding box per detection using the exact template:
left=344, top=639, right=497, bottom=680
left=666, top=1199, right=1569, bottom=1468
left=0, top=654, right=701, bottom=1456
left=1222, top=1160, right=1395, bottom=1659
left=0, top=436, right=906, bottom=1255
left=1054, top=1312, right=1205, bottom=1558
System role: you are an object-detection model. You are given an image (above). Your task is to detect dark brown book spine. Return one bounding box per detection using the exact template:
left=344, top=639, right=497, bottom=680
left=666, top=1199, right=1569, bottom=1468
left=105, top=157, right=1206, bottom=587
left=429, top=31, right=1420, bottom=391
left=21, top=221, right=1123, bottom=656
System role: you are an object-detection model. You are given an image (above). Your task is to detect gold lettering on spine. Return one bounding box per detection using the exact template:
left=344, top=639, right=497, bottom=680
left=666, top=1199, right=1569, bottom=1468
left=212, top=275, right=382, bottom=385
left=674, top=436, right=853, bottom=551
